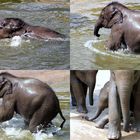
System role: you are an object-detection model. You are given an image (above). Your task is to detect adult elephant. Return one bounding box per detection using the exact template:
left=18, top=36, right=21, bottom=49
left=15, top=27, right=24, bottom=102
left=0, top=72, right=65, bottom=132
left=94, top=2, right=140, bottom=53
left=108, top=70, right=140, bottom=140
left=70, top=70, right=98, bottom=113
left=0, top=18, right=66, bottom=40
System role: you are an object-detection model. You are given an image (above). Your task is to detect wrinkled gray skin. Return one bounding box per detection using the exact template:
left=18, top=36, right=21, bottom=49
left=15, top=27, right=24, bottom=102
left=108, top=70, right=140, bottom=140
left=85, top=81, right=109, bottom=121
left=131, top=78, right=140, bottom=132
left=0, top=72, right=65, bottom=132
left=94, top=2, right=140, bottom=53
left=0, top=18, right=66, bottom=40
left=70, top=70, right=98, bottom=113
left=84, top=81, right=109, bottom=129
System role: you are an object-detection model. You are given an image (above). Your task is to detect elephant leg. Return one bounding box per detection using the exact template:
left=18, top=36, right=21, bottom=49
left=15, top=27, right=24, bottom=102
left=70, top=84, right=77, bottom=106
left=29, top=110, right=50, bottom=133
left=107, top=27, right=123, bottom=51
left=132, top=80, right=140, bottom=131
left=71, top=77, right=87, bottom=113
left=95, top=114, right=108, bottom=129
left=88, top=84, right=95, bottom=106
left=82, top=82, right=88, bottom=97
left=0, top=94, right=15, bottom=122
left=108, top=80, right=121, bottom=140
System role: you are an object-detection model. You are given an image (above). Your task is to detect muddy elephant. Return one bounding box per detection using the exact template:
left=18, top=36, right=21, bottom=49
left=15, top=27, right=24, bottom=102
left=0, top=72, right=65, bottom=132
left=94, top=2, right=140, bottom=53
left=70, top=70, right=98, bottom=113
left=0, top=18, right=66, bottom=40
left=108, top=70, right=140, bottom=140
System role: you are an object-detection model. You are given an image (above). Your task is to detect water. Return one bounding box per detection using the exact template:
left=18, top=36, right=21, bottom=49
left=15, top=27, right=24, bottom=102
left=71, top=0, right=140, bottom=69
left=0, top=0, right=69, bottom=69
left=0, top=92, right=70, bottom=140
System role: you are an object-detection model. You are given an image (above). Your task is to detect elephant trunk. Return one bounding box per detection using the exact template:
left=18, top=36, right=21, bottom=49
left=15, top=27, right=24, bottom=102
left=117, top=83, right=132, bottom=132
left=90, top=108, right=103, bottom=121
left=94, top=18, right=103, bottom=37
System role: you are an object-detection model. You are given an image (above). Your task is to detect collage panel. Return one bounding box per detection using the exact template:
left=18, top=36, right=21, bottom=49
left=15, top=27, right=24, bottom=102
left=0, top=0, right=70, bottom=70
left=0, top=70, right=70, bottom=140
left=70, top=70, right=140, bottom=140
left=71, top=0, right=140, bottom=69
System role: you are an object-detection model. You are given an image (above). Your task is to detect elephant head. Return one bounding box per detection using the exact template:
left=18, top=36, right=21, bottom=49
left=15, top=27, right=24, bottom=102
left=0, top=18, right=25, bottom=31
left=94, top=2, right=123, bottom=37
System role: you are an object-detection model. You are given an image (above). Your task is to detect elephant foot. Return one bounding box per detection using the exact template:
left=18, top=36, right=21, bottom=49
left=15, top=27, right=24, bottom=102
left=77, top=106, right=88, bottom=114
left=95, top=123, right=105, bottom=129
left=95, top=121, right=106, bottom=129
left=82, top=116, right=90, bottom=121
left=123, top=124, right=130, bottom=132
left=131, top=122, right=140, bottom=132
left=108, top=125, right=121, bottom=140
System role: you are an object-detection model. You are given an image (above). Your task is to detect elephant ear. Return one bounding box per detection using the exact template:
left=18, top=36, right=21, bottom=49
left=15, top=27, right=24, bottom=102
left=108, top=8, right=123, bottom=27
left=0, top=79, right=12, bottom=97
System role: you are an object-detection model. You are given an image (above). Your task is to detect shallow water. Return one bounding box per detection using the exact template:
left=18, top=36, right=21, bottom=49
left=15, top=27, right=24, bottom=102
left=71, top=0, right=140, bottom=69
left=0, top=92, right=70, bottom=140
left=0, top=0, right=69, bottom=69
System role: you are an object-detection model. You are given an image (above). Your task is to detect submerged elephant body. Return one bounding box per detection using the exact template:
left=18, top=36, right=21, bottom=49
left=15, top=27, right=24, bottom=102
left=0, top=72, right=65, bottom=132
left=94, top=2, right=140, bottom=53
left=0, top=18, right=65, bottom=40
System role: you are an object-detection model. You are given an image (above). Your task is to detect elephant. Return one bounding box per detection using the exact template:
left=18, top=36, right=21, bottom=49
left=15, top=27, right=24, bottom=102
left=94, top=2, right=140, bottom=53
left=108, top=70, right=140, bottom=140
left=130, top=78, right=140, bottom=131
left=0, top=72, right=65, bottom=133
left=85, top=81, right=109, bottom=121
left=84, top=81, right=109, bottom=129
left=0, top=18, right=66, bottom=40
left=83, top=70, right=140, bottom=139
left=70, top=70, right=98, bottom=113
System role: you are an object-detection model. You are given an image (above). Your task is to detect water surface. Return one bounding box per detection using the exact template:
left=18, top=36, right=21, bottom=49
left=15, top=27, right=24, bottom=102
left=71, top=0, right=140, bottom=69
left=0, top=0, right=69, bottom=69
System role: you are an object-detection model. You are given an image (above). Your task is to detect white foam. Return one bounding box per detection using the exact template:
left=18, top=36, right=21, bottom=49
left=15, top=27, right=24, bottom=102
left=10, top=36, right=22, bottom=47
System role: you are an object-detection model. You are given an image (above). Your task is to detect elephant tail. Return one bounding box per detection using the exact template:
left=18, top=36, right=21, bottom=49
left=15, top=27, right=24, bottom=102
left=59, top=109, right=66, bottom=129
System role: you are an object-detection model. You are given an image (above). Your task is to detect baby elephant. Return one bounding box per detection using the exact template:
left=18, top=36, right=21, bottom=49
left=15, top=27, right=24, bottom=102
left=85, top=81, right=109, bottom=128
left=94, top=2, right=140, bottom=53
left=0, top=18, right=66, bottom=40
left=0, top=72, right=65, bottom=132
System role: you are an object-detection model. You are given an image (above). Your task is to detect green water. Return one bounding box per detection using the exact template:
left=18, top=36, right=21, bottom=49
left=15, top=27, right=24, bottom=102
left=71, top=0, right=140, bottom=69
left=0, top=0, right=70, bottom=69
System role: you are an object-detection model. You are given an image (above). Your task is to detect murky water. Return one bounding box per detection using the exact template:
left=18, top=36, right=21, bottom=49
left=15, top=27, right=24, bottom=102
left=0, top=92, right=70, bottom=140
left=71, top=0, right=140, bottom=69
left=0, top=0, right=69, bottom=69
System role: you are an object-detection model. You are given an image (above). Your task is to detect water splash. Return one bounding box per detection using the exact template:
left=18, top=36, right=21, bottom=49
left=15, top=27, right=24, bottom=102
left=0, top=114, right=62, bottom=140
left=10, top=36, right=22, bottom=47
